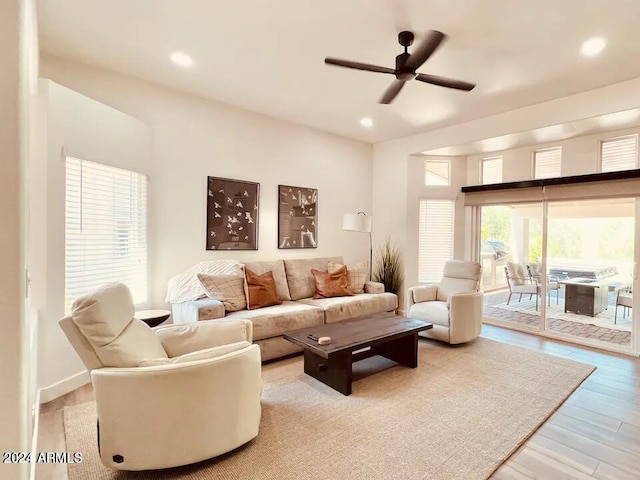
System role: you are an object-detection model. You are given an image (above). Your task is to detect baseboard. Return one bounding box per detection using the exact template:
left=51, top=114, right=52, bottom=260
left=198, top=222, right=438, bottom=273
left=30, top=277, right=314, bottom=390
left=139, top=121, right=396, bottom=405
left=39, top=370, right=90, bottom=404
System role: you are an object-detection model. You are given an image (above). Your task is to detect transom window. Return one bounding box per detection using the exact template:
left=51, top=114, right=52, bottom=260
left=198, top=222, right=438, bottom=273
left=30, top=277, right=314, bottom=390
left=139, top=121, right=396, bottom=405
left=533, top=146, right=562, bottom=179
left=600, top=135, right=638, bottom=172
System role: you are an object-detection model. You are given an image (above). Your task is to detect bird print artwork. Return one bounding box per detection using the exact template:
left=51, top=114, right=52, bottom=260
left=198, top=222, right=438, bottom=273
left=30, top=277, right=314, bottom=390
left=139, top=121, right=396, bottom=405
left=278, top=185, right=317, bottom=250
left=207, top=177, right=258, bottom=251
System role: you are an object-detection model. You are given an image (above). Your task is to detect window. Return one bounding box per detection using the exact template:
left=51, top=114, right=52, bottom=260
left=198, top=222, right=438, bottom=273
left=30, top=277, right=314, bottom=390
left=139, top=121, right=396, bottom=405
left=481, top=156, right=503, bottom=184
left=418, top=199, right=455, bottom=283
left=424, top=159, right=450, bottom=186
left=600, top=135, right=638, bottom=172
left=533, top=146, right=562, bottom=179
left=65, top=157, right=148, bottom=312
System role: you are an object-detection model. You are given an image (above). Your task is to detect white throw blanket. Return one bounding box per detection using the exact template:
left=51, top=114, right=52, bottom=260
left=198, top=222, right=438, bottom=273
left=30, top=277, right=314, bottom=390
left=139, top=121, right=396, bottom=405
left=165, top=260, right=243, bottom=303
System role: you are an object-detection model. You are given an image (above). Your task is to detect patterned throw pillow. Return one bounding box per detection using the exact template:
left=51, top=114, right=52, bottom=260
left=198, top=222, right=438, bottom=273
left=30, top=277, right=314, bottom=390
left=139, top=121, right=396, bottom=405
left=328, top=261, right=367, bottom=294
left=166, top=259, right=243, bottom=303
left=311, top=266, right=354, bottom=299
left=245, top=269, right=282, bottom=310
left=196, top=273, right=247, bottom=312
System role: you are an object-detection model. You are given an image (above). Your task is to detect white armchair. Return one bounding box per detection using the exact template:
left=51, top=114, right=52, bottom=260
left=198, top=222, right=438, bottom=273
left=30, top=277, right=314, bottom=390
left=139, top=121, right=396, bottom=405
left=407, top=260, right=483, bottom=344
left=59, top=283, right=262, bottom=471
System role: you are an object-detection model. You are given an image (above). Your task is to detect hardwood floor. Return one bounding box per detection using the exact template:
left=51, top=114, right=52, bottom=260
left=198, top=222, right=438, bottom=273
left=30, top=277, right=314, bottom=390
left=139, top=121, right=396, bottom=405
left=36, top=324, right=640, bottom=479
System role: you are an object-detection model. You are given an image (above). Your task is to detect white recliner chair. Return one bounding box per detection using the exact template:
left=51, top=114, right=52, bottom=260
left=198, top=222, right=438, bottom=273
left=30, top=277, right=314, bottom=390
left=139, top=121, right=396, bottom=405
left=407, top=260, right=483, bottom=344
left=59, top=283, right=262, bottom=471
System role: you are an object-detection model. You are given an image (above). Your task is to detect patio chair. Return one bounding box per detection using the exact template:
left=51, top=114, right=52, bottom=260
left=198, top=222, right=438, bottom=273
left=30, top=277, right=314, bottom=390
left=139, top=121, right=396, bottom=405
left=527, top=263, right=561, bottom=305
left=615, top=284, right=632, bottom=324
left=504, top=262, right=540, bottom=310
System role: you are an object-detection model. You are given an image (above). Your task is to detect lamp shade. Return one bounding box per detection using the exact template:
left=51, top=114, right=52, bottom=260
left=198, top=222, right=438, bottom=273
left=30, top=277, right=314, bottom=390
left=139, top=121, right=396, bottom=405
left=342, top=213, right=372, bottom=233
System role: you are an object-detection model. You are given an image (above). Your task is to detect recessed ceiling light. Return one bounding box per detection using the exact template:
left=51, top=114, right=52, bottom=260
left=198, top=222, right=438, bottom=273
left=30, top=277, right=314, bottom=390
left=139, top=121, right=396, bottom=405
left=359, top=117, right=373, bottom=128
left=580, top=37, right=606, bottom=58
left=170, top=51, right=194, bottom=68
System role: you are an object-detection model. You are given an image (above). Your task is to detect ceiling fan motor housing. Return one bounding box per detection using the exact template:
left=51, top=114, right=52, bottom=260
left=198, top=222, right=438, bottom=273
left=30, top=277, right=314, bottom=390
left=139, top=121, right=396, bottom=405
left=395, top=52, right=416, bottom=81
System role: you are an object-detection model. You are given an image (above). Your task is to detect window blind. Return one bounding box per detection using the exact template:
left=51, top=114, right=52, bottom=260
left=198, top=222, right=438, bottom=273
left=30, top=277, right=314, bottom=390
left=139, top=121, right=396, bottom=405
left=65, top=157, right=148, bottom=312
left=418, top=199, right=455, bottom=283
left=424, top=159, right=450, bottom=186
left=601, top=135, right=638, bottom=172
left=481, top=156, right=503, bottom=184
left=533, top=147, right=562, bottom=179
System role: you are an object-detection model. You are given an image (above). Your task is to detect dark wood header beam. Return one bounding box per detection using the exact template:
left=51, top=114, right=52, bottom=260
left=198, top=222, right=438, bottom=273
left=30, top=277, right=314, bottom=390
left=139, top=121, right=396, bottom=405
left=461, top=169, right=640, bottom=193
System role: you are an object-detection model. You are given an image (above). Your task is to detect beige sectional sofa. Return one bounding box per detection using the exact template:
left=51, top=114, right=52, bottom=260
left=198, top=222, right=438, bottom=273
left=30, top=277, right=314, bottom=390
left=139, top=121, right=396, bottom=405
left=171, top=256, right=398, bottom=361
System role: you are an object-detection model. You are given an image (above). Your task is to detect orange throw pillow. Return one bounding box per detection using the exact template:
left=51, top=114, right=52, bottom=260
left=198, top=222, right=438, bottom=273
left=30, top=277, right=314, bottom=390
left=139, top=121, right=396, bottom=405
left=311, top=266, right=354, bottom=299
left=245, top=269, right=282, bottom=310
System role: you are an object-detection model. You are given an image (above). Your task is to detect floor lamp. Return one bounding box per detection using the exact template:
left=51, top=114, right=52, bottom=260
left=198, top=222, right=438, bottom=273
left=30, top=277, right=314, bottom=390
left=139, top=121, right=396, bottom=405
left=342, top=212, right=373, bottom=280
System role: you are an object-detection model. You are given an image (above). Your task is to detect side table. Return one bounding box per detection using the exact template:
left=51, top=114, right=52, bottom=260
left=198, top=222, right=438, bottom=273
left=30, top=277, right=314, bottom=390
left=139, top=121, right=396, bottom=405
left=135, top=309, right=171, bottom=328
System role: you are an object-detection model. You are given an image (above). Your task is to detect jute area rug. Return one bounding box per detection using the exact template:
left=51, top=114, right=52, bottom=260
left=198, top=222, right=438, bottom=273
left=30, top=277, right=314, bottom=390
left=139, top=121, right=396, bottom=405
left=64, top=338, right=595, bottom=480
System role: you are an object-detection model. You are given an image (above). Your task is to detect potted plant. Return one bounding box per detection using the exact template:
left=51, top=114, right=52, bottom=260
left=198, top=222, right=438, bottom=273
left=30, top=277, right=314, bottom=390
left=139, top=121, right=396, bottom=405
left=373, top=237, right=404, bottom=296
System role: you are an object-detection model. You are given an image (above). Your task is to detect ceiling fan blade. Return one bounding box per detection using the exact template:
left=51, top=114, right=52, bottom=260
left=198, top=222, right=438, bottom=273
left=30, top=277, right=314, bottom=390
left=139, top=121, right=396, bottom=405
left=379, top=79, right=406, bottom=104
left=415, top=73, right=476, bottom=91
left=405, top=30, right=447, bottom=71
left=324, top=57, right=395, bottom=75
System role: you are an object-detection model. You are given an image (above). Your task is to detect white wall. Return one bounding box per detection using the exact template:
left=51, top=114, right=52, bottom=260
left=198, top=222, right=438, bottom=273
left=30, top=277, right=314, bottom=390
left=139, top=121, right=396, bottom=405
left=0, top=0, right=30, bottom=478
left=34, top=80, right=153, bottom=399
left=373, top=76, right=640, bottom=308
left=38, top=55, right=373, bottom=394
left=466, top=126, right=640, bottom=184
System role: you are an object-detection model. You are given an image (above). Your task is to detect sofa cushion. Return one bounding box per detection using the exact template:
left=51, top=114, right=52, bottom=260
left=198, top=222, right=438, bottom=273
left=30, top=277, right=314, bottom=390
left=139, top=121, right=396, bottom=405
left=311, top=266, right=354, bottom=299
left=71, top=282, right=168, bottom=367
left=284, top=256, right=343, bottom=300
left=225, top=301, right=324, bottom=341
left=244, top=259, right=291, bottom=301
left=197, top=273, right=247, bottom=312
left=297, top=293, right=398, bottom=324
left=245, top=269, right=282, bottom=310
left=328, top=261, right=368, bottom=294
left=408, top=301, right=450, bottom=327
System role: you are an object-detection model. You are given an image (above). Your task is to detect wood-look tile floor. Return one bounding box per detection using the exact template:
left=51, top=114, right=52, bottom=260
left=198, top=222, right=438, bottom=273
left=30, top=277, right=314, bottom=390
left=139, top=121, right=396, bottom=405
left=36, top=325, right=640, bottom=480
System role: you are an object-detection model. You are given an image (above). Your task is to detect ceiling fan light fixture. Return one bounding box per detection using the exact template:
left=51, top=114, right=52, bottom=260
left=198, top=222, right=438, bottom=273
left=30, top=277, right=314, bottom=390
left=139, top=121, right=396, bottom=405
left=170, top=51, right=195, bottom=68
left=359, top=117, right=374, bottom=128
left=580, top=37, right=606, bottom=58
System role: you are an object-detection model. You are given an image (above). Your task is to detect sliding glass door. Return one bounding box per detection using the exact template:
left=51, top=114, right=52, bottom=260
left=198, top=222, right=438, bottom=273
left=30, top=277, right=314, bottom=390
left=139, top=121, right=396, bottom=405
left=480, top=203, right=543, bottom=332
left=478, top=198, right=638, bottom=354
left=545, top=198, right=634, bottom=349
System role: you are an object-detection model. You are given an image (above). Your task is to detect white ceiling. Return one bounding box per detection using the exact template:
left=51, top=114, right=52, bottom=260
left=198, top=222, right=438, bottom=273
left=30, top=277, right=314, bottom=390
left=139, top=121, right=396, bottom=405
left=37, top=0, right=640, bottom=143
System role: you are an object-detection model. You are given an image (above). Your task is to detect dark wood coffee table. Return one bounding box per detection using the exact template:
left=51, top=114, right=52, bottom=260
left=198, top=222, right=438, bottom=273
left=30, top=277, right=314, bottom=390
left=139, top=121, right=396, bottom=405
left=283, top=315, right=433, bottom=395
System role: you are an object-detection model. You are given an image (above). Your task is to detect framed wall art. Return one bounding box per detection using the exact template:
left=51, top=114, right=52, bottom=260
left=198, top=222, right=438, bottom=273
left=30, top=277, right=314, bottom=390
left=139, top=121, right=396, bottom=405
left=278, top=185, right=317, bottom=249
left=206, top=176, right=259, bottom=250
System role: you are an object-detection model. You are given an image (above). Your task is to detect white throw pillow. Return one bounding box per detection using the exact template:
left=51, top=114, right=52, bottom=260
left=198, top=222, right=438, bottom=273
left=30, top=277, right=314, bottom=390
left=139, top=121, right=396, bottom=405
left=197, top=272, right=247, bottom=312
left=328, top=261, right=368, bottom=294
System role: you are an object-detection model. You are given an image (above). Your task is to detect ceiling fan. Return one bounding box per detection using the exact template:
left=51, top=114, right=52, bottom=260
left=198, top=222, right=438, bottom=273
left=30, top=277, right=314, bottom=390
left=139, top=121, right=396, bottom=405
left=325, top=30, right=476, bottom=104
